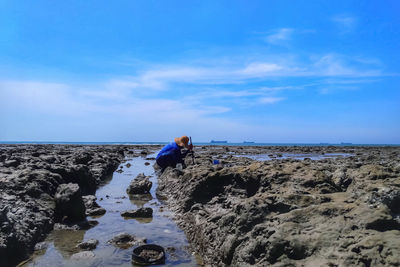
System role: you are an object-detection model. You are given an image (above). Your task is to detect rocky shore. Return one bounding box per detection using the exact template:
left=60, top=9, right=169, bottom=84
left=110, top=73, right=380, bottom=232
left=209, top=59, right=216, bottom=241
left=0, top=144, right=129, bottom=266
left=2, top=144, right=399, bottom=266
left=157, top=145, right=400, bottom=266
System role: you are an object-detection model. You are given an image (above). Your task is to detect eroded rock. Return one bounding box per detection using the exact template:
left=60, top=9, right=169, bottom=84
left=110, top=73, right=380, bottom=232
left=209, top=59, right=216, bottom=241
left=77, top=239, right=99, bottom=250
left=157, top=145, right=400, bottom=266
left=126, top=173, right=152, bottom=194
left=108, top=233, right=146, bottom=248
left=121, top=207, right=153, bottom=218
left=55, top=183, right=86, bottom=222
left=0, top=144, right=125, bottom=266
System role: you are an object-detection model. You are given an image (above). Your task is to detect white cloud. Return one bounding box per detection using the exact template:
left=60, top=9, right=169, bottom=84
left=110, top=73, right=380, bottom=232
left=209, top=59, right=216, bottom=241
left=265, top=28, right=294, bottom=45
left=0, top=80, right=231, bottom=121
left=239, top=62, right=283, bottom=76
left=0, top=79, right=271, bottom=142
left=313, top=54, right=382, bottom=77
left=332, top=15, right=357, bottom=33
left=0, top=51, right=385, bottom=141
left=0, top=81, right=92, bottom=115
left=258, top=97, right=285, bottom=104
left=108, top=54, right=382, bottom=91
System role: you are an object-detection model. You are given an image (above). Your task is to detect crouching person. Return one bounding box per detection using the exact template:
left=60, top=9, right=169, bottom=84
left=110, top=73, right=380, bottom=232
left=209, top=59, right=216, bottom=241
left=156, top=136, right=193, bottom=172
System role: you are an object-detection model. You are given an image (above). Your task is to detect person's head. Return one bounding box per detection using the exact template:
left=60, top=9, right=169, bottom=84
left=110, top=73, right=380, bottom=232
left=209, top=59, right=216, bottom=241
left=174, top=136, right=189, bottom=148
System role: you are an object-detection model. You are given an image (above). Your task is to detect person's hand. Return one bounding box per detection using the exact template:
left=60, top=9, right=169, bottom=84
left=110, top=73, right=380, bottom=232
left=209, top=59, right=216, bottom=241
left=188, top=144, right=193, bottom=151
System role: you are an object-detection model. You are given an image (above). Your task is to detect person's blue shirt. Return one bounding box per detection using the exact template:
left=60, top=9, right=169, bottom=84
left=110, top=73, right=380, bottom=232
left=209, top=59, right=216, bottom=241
left=156, top=142, right=185, bottom=168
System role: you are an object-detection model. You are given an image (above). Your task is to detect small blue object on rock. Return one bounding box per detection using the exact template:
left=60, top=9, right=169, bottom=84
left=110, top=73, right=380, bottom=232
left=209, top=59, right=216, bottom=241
left=213, top=159, right=220, bottom=164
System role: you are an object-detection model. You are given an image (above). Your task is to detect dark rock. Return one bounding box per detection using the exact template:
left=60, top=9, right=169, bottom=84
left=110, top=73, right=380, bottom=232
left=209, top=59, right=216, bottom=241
left=74, top=153, right=93, bottom=165
left=0, top=144, right=124, bottom=266
left=126, top=173, right=152, bottom=194
left=156, top=146, right=400, bottom=266
left=53, top=220, right=98, bottom=230
left=121, top=207, right=153, bottom=218
left=55, top=183, right=86, bottom=222
left=34, top=242, right=48, bottom=251
left=82, top=195, right=106, bottom=216
left=77, top=239, right=99, bottom=250
left=4, top=159, right=19, bottom=168
left=108, top=232, right=146, bottom=248
left=87, top=208, right=106, bottom=216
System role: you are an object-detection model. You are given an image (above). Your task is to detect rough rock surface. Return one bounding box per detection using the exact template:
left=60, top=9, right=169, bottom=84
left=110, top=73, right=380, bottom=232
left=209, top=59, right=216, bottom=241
left=0, top=144, right=126, bottom=266
left=108, top=232, right=146, bottom=248
left=55, top=183, right=86, bottom=221
left=126, top=173, right=152, bottom=194
left=82, top=195, right=106, bottom=216
left=121, top=207, right=153, bottom=218
left=77, top=239, right=99, bottom=250
left=157, top=145, right=400, bottom=266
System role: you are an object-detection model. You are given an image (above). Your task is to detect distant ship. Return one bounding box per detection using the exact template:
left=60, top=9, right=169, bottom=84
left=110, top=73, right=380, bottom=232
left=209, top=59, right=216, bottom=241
left=210, top=140, right=228, bottom=143
left=340, top=142, right=353, bottom=145
left=243, top=141, right=255, bottom=143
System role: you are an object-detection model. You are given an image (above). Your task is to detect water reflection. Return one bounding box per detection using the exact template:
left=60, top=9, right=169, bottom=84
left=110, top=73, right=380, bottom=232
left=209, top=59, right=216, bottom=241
left=128, top=193, right=152, bottom=207
left=123, top=216, right=153, bottom=224
left=52, top=230, right=85, bottom=258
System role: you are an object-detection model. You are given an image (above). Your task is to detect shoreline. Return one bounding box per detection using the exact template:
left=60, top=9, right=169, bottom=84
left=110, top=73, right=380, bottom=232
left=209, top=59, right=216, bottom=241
left=1, top=142, right=399, bottom=147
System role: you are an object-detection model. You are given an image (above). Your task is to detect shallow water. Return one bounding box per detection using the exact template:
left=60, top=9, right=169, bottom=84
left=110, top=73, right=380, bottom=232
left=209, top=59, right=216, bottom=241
left=23, top=154, right=201, bottom=267
left=233, top=152, right=353, bottom=161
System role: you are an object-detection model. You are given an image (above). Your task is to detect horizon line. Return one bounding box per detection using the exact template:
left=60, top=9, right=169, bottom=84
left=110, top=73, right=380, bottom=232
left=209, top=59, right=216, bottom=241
left=0, top=140, right=399, bottom=146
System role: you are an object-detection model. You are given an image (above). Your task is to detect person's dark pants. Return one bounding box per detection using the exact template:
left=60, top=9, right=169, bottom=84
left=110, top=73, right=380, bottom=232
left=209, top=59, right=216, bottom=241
left=156, top=155, right=176, bottom=172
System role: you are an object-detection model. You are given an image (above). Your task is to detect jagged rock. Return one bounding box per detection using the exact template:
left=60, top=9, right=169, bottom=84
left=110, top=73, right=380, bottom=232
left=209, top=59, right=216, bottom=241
left=157, top=146, right=400, bottom=266
left=121, top=207, right=153, bottom=218
left=34, top=242, right=48, bottom=251
left=82, top=195, right=106, bottom=216
left=0, top=144, right=124, bottom=266
left=53, top=220, right=98, bottom=230
left=87, top=208, right=106, bottom=216
left=55, top=183, right=86, bottom=222
left=4, top=160, right=19, bottom=168
left=108, top=233, right=146, bottom=248
left=126, top=173, right=152, bottom=194
left=77, top=239, right=99, bottom=250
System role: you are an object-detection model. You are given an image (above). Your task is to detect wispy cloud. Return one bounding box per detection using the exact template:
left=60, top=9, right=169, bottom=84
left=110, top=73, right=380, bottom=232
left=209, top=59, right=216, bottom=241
left=265, top=28, right=294, bottom=45
left=107, top=54, right=383, bottom=92
left=312, top=54, right=382, bottom=77
left=258, top=97, right=286, bottom=104
left=332, top=15, right=357, bottom=33
left=0, top=80, right=231, bottom=119
left=239, top=62, right=283, bottom=76
left=0, top=80, right=268, bottom=141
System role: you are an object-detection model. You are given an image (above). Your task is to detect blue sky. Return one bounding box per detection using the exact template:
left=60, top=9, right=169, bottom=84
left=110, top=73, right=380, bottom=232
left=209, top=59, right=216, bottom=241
left=0, top=0, right=399, bottom=143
